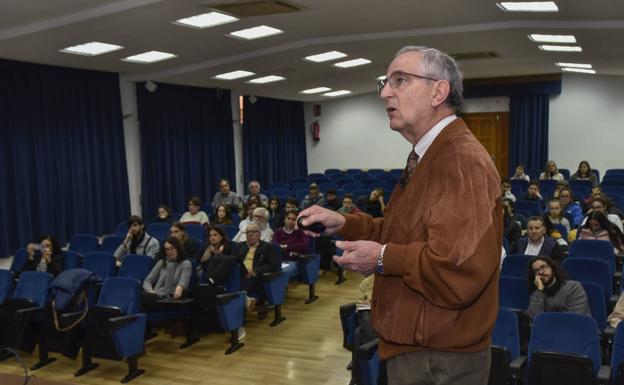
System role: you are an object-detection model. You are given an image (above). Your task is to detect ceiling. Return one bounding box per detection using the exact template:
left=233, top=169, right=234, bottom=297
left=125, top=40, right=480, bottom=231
left=1, top=0, right=623, bottom=101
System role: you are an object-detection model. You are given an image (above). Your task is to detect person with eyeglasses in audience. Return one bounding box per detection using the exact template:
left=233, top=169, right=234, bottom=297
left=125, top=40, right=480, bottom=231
left=571, top=160, right=598, bottom=187
left=526, top=256, right=590, bottom=320
left=211, top=178, right=241, bottom=212
left=114, top=215, right=160, bottom=265
left=298, top=46, right=501, bottom=385
left=510, top=216, right=566, bottom=262
left=179, top=196, right=210, bottom=227
left=539, top=160, right=564, bottom=181
left=233, top=207, right=273, bottom=243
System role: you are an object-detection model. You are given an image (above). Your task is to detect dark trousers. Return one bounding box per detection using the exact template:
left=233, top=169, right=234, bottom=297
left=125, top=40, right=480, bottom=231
left=386, top=348, right=491, bottom=385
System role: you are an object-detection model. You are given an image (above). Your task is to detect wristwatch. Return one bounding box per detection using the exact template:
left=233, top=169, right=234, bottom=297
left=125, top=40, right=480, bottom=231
left=376, top=244, right=387, bottom=274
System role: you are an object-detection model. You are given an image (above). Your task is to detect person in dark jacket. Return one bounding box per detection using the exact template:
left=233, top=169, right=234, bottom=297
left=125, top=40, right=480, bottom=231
left=510, top=216, right=566, bottom=262
left=197, top=225, right=236, bottom=285
left=21, top=234, right=64, bottom=276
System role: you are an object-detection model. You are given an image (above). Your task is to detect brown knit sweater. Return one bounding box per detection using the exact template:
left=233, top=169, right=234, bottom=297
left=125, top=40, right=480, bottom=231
left=337, top=118, right=502, bottom=360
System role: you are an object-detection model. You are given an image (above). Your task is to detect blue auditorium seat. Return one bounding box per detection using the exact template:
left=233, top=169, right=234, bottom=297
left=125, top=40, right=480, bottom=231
left=82, top=252, right=116, bottom=280
left=100, top=235, right=124, bottom=253
left=118, top=254, right=155, bottom=283
left=69, top=233, right=99, bottom=255
left=146, top=223, right=170, bottom=243
left=216, top=290, right=246, bottom=354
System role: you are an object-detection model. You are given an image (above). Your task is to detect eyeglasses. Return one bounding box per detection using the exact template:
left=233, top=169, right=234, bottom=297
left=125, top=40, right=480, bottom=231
left=245, top=230, right=260, bottom=235
left=377, top=72, right=438, bottom=94
left=532, top=265, right=551, bottom=275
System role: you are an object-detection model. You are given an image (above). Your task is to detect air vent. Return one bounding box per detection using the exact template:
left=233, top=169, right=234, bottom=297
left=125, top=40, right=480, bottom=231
left=451, top=51, right=500, bottom=61
left=212, top=1, right=300, bottom=17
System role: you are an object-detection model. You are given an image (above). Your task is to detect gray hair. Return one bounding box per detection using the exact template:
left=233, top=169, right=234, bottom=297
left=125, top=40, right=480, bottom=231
left=253, top=207, right=269, bottom=221
left=395, top=46, right=463, bottom=111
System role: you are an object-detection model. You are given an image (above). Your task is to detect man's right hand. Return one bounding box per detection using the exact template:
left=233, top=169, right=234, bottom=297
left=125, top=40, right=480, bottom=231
left=534, top=275, right=544, bottom=291
left=297, top=205, right=346, bottom=236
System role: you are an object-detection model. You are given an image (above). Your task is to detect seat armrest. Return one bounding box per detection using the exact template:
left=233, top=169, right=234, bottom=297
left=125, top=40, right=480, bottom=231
left=358, top=338, right=379, bottom=360
left=216, top=291, right=244, bottom=305
left=15, top=307, right=41, bottom=317
left=261, top=271, right=281, bottom=282
left=510, top=355, right=527, bottom=378
left=604, top=325, right=615, bottom=339
left=597, top=365, right=611, bottom=385
left=108, top=314, right=140, bottom=331
left=298, top=253, right=317, bottom=262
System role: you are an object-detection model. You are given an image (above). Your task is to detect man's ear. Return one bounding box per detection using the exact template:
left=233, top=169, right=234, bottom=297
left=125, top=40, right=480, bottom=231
left=431, top=80, right=451, bottom=108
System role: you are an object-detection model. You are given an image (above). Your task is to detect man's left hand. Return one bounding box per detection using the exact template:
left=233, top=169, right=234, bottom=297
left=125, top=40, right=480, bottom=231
left=333, top=240, right=382, bottom=275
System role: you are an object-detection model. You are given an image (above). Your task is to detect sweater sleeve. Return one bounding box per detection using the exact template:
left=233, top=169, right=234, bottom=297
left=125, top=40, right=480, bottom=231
left=177, top=260, right=192, bottom=290
left=143, top=263, right=160, bottom=292
left=564, top=281, right=590, bottom=315
left=527, top=290, right=546, bottom=319
left=144, top=237, right=160, bottom=257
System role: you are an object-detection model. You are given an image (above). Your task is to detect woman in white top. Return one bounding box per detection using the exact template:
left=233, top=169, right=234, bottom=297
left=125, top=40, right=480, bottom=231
left=179, top=196, right=210, bottom=227
left=539, top=160, right=564, bottom=181
left=580, top=195, right=624, bottom=233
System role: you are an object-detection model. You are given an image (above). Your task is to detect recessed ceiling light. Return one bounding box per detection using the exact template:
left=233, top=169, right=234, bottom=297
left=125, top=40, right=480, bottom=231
left=496, top=2, right=558, bottom=12
left=538, top=45, right=582, bottom=52
left=333, top=58, right=372, bottom=68
left=247, top=75, right=285, bottom=84
left=213, top=70, right=255, bottom=80
left=300, top=87, right=332, bottom=94
left=528, top=34, right=576, bottom=43
left=323, top=90, right=352, bottom=97
left=555, top=62, right=592, bottom=69
left=173, top=11, right=238, bottom=29
left=304, top=51, right=348, bottom=63
left=122, top=51, right=177, bottom=63
left=376, top=75, right=386, bottom=80
left=60, top=42, right=123, bottom=56
left=228, top=25, right=283, bottom=40
left=561, top=67, right=596, bottom=74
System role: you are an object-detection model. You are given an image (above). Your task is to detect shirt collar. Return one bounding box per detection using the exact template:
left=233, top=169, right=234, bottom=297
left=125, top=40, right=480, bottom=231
left=413, top=114, right=457, bottom=161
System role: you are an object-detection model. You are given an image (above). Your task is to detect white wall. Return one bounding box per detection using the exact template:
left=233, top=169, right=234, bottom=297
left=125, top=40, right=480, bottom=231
left=550, top=74, right=624, bottom=175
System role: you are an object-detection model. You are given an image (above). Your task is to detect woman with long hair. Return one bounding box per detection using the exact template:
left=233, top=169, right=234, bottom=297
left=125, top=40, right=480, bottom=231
left=571, top=160, right=598, bottom=186
left=539, top=160, right=564, bottom=181
left=197, top=225, right=236, bottom=285
left=22, top=234, right=64, bottom=276
left=578, top=211, right=624, bottom=256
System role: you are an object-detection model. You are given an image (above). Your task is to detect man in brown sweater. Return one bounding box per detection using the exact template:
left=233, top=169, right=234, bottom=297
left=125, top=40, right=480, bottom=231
left=299, top=46, right=502, bottom=385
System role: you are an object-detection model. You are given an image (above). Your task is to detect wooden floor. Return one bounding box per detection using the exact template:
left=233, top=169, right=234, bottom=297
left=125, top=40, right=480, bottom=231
left=0, top=271, right=361, bottom=385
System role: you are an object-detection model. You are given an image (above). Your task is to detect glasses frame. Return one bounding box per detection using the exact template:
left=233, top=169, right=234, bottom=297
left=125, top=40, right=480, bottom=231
left=377, top=71, right=439, bottom=94
left=532, top=264, right=551, bottom=275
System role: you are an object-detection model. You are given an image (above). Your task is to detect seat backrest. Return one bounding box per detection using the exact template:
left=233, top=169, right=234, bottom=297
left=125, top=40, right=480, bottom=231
left=185, top=223, right=206, bottom=244
left=269, top=182, right=290, bottom=190
left=499, top=276, right=530, bottom=310
left=69, top=233, right=99, bottom=255
left=224, top=263, right=241, bottom=293
left=118, top=254, right=155, bottom=283
left=511, top=179, right=529, bottom=195
left=82, top=252, right=116, bottom=280
left=146, top=223, right=171, bottom=243
left=0, top=269, right=14, bottom=304
left=13, top=271, right=54, bottom=307
left=528, top=313, right=601, bottom=376
left=500, top=254, right=532, bottom=278
left=610, top=321, right=624, bottom=382
left=97, top=277, right=141, bottom=315
left=569, top=239, right=615, bottom=275
left=559, top=168, right=571, bottom=180
left=562, top=258, right=612, bottom=299
left=515, top=200, right=543, bottom=216
left=100, top=235, right=124, bottom=253
left=579, top=281, right=607, bottom=330
left=63, top=250, right=83, bottom=270
left=9, top=248, right=28, bottom=274
left=115, top=221, right=129, bottom=237
left=492, top=307, right=520, bottom=360
left=217, top=224, right=239, bottom=241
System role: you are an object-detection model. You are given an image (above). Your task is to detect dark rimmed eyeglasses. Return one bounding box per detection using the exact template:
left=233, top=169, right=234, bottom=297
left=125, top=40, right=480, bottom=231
left=377, top=72, right=439, bottom=94
left=532, top=264, right=551, bottom=275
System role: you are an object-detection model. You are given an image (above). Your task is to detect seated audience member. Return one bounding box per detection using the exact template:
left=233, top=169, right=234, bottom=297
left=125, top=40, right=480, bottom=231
left=197, top=225, right=236, bottom=285
left=580, top=195, right=624, bottom=232
left=267, top=196, right=281, bottom=228
left=338, top=194, right=362, bottom=215
left=179, top=196, right=210, bottom=227
left=301, top=183, right=325, bottom=209
left=510, top=216, right=566, bottom=261
left=233, top=207, right=274, bottom=243
left=501, top=178, right=516, bottom=202
left=522, top=180, right=544, bottom=208
left=242, top=180, right=268, bottom=205
left=362, top=187, right=386, bottom=218
left=539, top=160, right=565, bottom=181
left=141, top=236, right=192, bottom=311
left=503, top=199, right=522, bottom=245
left=237, top=202, right=258, bottom=231
left=234, top=223, right=280, bottom=310
left=213, top=204, right=234, bottom=225
left=273, top=198, right=299, bottom=229
left=21, top=235, right=64, bottom=277
left=546, top=198, right=571, bottom=233
left=274, top=211, right=310, bottom=278
left=246, top=194, right=263, bottom=208
left=324, top=189, right=342, bottom=211
left=350, top=275, right=378, bottom=385
left=503, top=198, right=527, bottom=230
left=156, top=222, right=199, bottom=262
left=558, top=187, right=584, bottom=228
left=609, top=291, right=624, bottom=327
left=211, top=178, right=241, bottom=211
left=526, top=256, right=591, bottom=319
left=510, top=164, right=530, bottom=182
left=571, top=160, right=598, bottom=187
left=114, top=215, right=160, bottom=263
left=155, top=204, right=174, bottom=224
left=578, top=211, right=624, bottom=256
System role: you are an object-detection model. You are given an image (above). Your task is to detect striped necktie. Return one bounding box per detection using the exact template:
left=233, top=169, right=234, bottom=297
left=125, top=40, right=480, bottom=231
left=401, top=147, right=418, bottom=188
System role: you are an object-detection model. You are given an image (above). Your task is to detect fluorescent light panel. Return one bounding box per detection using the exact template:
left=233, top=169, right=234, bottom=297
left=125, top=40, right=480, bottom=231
left=60, top=41, right=123, bottom=56
left=561, top=67, right=596, bottom=74
left=213, top=70, right=255, bottom=80
left=323, top=90, right=351, bottom=97
left=333, top=58, right=371, bottom=68
left=304, top=51, right=347, bottom=63
left=247, top=75, right=285, bottom=84
left=496, top=2, right=558, bottom=12
left=529, top=34, right=576, bottom=43
left=122, top=51, right=176, bottom=63
left=539, top=45, right=582, bottom=52
left=556, top=62, right=592, bottom=69
left=174, top=11, right=238, bottom=29
left=229, top=25, right=283, bottom=40
left=300, top=87, right=331, bottom=94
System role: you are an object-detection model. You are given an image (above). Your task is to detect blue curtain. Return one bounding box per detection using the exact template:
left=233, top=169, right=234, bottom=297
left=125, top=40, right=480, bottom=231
left=137, top=83, right=234, bottom=217
left=0, top=59, right=130, bottom=257
left=509, top=94, right=550, bottom=175
left=242, top=96, right=307, bottom=188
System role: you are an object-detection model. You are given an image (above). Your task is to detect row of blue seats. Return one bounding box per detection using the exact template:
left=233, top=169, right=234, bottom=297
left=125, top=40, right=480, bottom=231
left=510, top=179, right=624, bottom=207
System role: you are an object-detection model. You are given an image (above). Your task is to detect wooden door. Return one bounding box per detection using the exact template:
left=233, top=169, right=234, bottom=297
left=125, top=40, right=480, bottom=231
left=462, top=112, right=509, bottom=177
